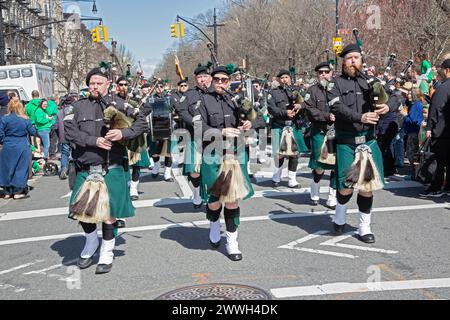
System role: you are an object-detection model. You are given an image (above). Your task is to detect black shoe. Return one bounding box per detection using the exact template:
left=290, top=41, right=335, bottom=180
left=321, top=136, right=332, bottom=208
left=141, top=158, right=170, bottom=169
left=151, top=173, right=159, bottom=179
left=419, top=190, right=444, bottom=198
left=164, top=177, right=174, bottom=182
left=59, top=169, right=68, bottom=180
left=357, top=234, right=376, bottom=244
left=333, top=223, right=346, bottom=235
left=95, top=264, right=112, bottom=274
left=311, top=200, right=319, bottom=206
left=228, top=253, right=242, bottom=261
left=273, top=181, right=280, bottom=188
left=77, top=257, right=94, bottom=270
left=193, top=202, right=203, bottom=209
left=325, top=203, right=336, bottom=210
left=115, top=220, right=126, bottom=229
left=131, top=195, right=139, bottom=201
left=210, top=240, right=221, bottom=248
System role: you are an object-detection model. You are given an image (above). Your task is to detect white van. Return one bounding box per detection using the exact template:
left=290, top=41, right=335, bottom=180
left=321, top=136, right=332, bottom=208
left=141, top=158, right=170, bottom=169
left=0, top=64, right=54, bottom=101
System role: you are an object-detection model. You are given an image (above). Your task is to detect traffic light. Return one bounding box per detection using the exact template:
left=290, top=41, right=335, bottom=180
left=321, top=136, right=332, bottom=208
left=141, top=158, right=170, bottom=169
left=179, top=22, right=185, bottom=38
left=101, top=26, right=109, bottom=42
left=170, top=24, right=178, bottom=38
left=91, top=26, right=101, bottom=43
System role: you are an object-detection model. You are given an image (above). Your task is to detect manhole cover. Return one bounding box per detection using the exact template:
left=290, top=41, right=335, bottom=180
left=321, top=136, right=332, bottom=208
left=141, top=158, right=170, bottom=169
left=156, top=283, right=272, bottom=300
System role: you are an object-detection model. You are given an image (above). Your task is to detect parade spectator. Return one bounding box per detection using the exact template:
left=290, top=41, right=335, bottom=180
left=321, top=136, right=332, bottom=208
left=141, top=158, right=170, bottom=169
left=420, top=59, right=450, bottom=197
left=403, top=88, right=425, bottom=179
left=0, top=99, right=37, bottom=200
left=47, top=96, right=59, bottom=160
left=415, top=52, right=433, bottom=96
left=57, top=92, right=79, bottom=179
left=26, top=90, right=42, bottom=155
left=34, top=99, right=53, bottom=160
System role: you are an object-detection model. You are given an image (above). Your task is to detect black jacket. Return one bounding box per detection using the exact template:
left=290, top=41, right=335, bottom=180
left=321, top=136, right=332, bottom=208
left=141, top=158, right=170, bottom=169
left=303, top=83, right=332, bottom=130
left=426, top=78, right=450, bottom=139
left=64, top=95, right=147, bottom=166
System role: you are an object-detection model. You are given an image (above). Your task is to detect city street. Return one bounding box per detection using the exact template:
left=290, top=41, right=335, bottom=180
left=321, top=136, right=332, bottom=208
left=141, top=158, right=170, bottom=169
left=1, top=155, right=449, bottom=300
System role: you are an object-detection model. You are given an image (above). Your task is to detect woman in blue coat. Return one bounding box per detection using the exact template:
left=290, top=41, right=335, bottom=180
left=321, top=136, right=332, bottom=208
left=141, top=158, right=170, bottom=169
left=0, top=99, right=37, bottom=199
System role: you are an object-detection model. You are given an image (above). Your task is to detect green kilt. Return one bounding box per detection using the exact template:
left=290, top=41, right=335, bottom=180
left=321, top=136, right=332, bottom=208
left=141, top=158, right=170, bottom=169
left=132, top=150, right=151, bottom=168
left=200, top=149, right=254, bottom=204
left=335, top=130, right=385, bottom=191
left=309, top=127, right=335, bottom=171
left=183, top=140, right=201, bottom=176
left=148, top=139, right=171, bottom=157
left=69, top=167, right=135, bottom=220
left=271, top=123, right=309, bottom=158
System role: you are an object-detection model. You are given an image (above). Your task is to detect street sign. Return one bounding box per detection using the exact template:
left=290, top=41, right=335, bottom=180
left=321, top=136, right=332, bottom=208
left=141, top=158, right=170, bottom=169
left=332, top=37, right=343, bottom=54
left=5, top=48, right=12, bottom=55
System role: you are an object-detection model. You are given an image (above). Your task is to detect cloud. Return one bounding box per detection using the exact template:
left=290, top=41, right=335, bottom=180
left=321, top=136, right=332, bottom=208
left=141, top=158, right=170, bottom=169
left=138, top=58, right=161, bottom=78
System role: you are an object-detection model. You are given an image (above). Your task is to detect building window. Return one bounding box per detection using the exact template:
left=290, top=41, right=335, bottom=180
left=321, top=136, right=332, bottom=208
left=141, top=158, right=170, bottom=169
left=0, top=71, right=7, bottom=80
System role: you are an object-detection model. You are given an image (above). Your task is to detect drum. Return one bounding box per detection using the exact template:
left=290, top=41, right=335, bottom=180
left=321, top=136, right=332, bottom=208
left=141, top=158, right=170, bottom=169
left=149, top=97, right=173, bottom=140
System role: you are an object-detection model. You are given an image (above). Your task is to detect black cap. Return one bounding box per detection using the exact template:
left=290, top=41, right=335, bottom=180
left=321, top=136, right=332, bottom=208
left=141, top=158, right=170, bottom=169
left=252, top=79, right=261, bottom=85
left=177, top=78, right=188, bottom=86
left=315, top=61, right=332, bottom=72
left=441, top=59, right=450, bottom=69
left=116, top=76, right=128, bottom=84
left=339, top=43, right=361, bottom=58
left=194, top=65, right=210, bottom=76
left=211, top=66, right=231, bottom=77
left=85, top=67, right=109, bottom=86
left=277, top=69, right=290, bottom=78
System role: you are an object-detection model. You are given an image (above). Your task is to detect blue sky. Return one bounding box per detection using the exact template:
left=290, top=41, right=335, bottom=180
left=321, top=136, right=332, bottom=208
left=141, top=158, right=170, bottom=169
left=63, top=0, right=224, bottom=76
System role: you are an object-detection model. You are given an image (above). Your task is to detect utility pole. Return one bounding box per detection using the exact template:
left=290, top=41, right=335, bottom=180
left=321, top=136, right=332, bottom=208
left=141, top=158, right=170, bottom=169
left=0, top=2, right=6, bottom=66
left=335, top=0, right=339, bottom=65
left=207, top=8, right=224, bottom=65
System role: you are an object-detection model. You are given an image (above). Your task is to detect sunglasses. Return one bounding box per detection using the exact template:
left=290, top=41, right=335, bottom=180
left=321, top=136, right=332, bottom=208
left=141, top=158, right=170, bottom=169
left=118, top=83, right=128, bottom=87
left=180, top=85, right=188, bottom=88
left=213, top=77, right=229, bottom=84
left=318, top=70, right=331, bottom=74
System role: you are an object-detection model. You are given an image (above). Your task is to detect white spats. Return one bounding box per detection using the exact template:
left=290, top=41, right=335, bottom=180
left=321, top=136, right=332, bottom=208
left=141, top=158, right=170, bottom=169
left=129, top=180, right=139, bottom=197
left=209, top=220, right=221, bottom=244
left=333, top=203, right=347, bottom=226
left=288, top=171, right=299, bottom=188
left=151, top=161, right=161, bottom=175
left=247, top=161, right=253, bottom=176
left=80, top=231, right=99, bottom=259
left=164, top=167, right=172, bottom=181
left=272, top=167, right=282, bottom=183
left=327, top=188, right=337, bottom=208
left=225, top=231, right=241, bottom=255
left=193, top=187, right=202, bottom=206
left=98, top=238, right=115, bottom=265
left=358, top=212, right=373, bottom=236
left=310, top=182, right=320, bottom=201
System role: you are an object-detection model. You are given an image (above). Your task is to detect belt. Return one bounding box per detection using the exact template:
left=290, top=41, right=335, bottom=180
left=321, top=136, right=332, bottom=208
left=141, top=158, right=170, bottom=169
left=336, top=135, right=375, bottom=145
left=77, top=163, right=121, bottom=173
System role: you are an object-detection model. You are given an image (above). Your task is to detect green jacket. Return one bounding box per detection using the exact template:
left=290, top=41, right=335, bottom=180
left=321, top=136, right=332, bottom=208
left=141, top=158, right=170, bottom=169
left=25, top=99, right=41, bottom=125
left=46, top=100, right=58, bottom=127
left=34, top=107, right=53, bottom=132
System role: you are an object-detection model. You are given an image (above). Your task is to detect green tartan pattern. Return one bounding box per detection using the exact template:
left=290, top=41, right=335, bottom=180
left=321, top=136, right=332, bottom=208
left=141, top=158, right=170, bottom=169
left=133, top=150, right=151, bottom=168
left=308, top=127, right=335, bottom=171
left=69, top=167, right=135, bottom=219
left=183, top=140, right=201, bottom=176
left=200, top=149, right=254, bottom=204
left=335, top=131, right=385, bottom=191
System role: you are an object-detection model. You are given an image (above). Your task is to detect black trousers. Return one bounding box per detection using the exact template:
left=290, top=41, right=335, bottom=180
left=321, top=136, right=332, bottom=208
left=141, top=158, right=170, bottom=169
left=377, top=122, right=398, bottom=176
left=429, top=138, right=450, bottom=192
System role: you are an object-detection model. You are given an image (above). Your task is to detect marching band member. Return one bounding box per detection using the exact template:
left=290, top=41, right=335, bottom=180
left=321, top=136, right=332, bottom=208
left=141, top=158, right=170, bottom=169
left=268, top=69, right=309, bottom=188
left=64, top=67, right=147, bottom=274
left=328, top=44, right=389, bottom=243
left=149, top=82, right=174, bottom=182
left=303, top=62, right=337, bottom=209
left=177, top=65, right=212, bottom=209
left=196, top=66, right=254, bottom=261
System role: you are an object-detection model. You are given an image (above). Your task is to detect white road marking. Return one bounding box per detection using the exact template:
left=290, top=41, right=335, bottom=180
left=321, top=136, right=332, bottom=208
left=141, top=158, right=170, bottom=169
left=290, top=247, right=358, bottom=259
left=271, top=278, right=450, bottom=298
left=320, top=232, right=399, bottom=254
left=23, top=259, right=78, bottom=275
left=0, top=260, right=45, bottom=275
left=0, top=180, right=431, bottom=222
left=0, top=283, right=26, bottom=293
left=278, top=231, right=329, bottom=249
left=172, top=167, right=193, bottom=198
left=0, top=202, right=447, bottom=247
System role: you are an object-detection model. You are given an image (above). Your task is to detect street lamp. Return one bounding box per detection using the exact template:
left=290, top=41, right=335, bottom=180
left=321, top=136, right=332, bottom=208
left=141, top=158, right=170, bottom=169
left=62, top=0, right=99, bottom=15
